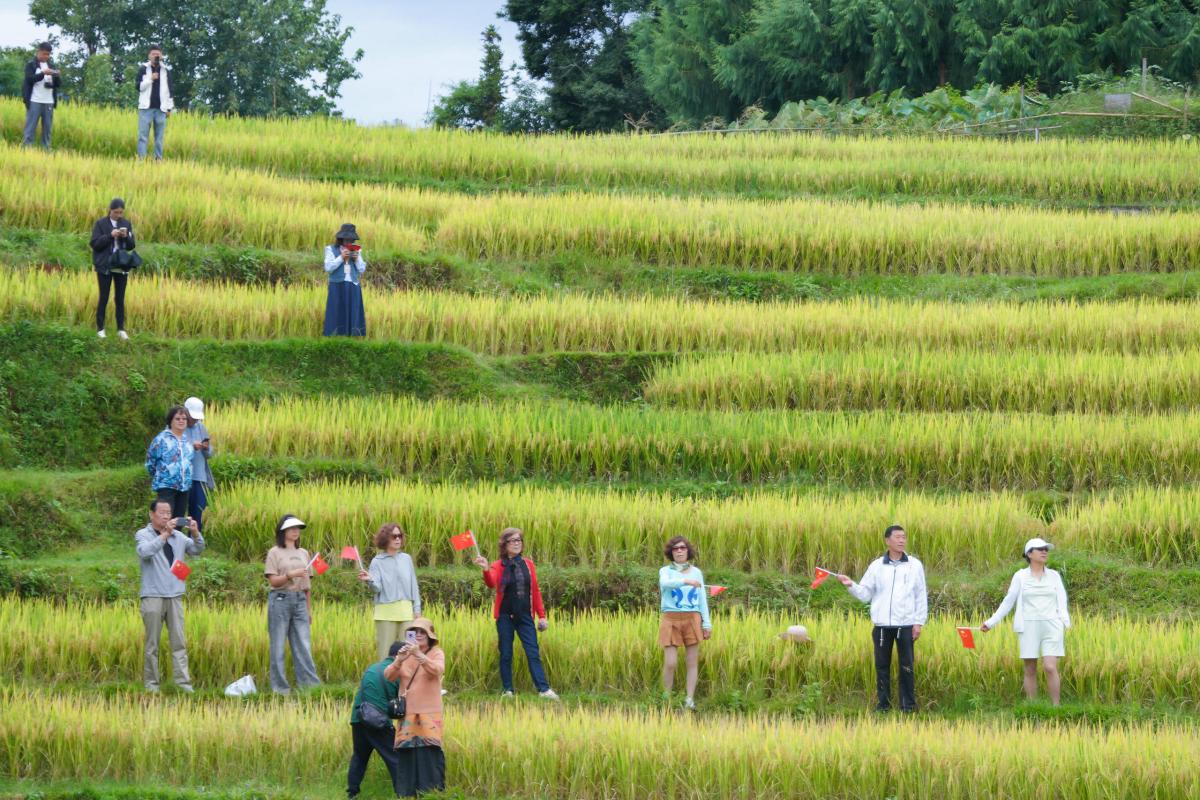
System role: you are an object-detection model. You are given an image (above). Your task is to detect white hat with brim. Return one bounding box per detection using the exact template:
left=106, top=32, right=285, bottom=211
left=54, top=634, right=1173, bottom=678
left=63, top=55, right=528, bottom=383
left=279, top=517, right=306, bottom=531
left=184, top=396, right=205, bottom=420
left=779, top=624, right=812, bottom=644
left=1024, top=537, right=1054, bottom=554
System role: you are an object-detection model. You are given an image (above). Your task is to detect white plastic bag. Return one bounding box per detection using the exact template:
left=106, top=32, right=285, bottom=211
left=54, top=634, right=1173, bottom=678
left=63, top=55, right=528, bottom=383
left=224, top=674, right=257, bottom=697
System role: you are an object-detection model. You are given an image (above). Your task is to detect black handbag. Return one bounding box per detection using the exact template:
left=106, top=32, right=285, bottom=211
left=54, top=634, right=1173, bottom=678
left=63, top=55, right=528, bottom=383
left=389, top=665, right=419, bottom=720
left=111, top=247, right=143, bottom=271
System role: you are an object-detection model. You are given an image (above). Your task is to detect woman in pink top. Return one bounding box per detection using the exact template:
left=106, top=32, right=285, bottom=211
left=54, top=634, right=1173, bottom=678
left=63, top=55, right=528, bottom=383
left=383, top=617, right=445, bottom=797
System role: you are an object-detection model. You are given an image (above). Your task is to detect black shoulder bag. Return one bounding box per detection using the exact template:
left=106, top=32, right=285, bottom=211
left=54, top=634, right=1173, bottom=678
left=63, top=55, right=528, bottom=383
left=357, top=663, right=417, bottom=729
left=389, top=663, right=419, bottom=720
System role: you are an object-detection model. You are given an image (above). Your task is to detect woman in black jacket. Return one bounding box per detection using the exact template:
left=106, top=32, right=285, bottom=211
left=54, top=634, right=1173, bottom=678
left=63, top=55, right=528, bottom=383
left=89, top=198, right=138, bottom=340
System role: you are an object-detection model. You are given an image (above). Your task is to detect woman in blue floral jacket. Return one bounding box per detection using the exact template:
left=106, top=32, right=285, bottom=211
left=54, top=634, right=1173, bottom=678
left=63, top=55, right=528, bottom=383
left=145, top=405, right=194, bottom=517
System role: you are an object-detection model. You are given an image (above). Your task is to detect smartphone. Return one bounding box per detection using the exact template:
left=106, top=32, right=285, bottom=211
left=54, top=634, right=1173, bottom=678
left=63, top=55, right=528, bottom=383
left=173, top=517, right=190, bottom=529
left=405, top=630, right=417, bottom=646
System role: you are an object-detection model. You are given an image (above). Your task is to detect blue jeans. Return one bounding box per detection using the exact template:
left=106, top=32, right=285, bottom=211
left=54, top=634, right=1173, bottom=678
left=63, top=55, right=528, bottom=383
left=267, top=591, right=321, bottom=693
left=137, top=108, right=167, bottom=159
left=496, top=611, right=550, bottom=692
left=23, top=102, right=53, bottom=148
left=188, top=481, right=208, bottom=531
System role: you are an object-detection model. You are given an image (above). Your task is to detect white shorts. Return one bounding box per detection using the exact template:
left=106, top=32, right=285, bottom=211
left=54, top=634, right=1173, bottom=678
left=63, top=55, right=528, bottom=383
left=1018, top=618, right=1065, bottom=659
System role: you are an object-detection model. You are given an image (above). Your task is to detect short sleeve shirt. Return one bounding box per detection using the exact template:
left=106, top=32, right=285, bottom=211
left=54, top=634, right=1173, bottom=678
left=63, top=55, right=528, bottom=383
left=264, top=546, right=311, bottom=592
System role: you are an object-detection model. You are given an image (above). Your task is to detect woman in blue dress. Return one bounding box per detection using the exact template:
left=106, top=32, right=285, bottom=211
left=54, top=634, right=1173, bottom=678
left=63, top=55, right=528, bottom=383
left=323, top=222, right=367, bottom=336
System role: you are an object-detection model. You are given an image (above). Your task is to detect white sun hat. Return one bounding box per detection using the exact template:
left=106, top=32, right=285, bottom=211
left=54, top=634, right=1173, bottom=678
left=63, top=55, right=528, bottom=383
left=779, top=624, right=812, bottom=644
left=184, top=396, right=205, bottom=420
left=278, top=516, right=307, bottom=531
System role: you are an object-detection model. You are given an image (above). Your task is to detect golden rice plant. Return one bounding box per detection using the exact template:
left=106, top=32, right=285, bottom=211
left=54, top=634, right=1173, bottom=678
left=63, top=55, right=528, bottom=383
left=644, top=348, right=1200, bottom=413
left=5, top=142, right=1200, bottom=275
left=7, top=688, right=1199, bottom=798
left=4, top=97, right=1199, bottom=206
left=210, top=395, right=1200, bottom=490
left=434, top=189, right=1200, bottom=275
left=4, top=269, right=1200, bottom=354
left=2, top=601, right=1196, bottom=706
left=208, top=479, right=1043, bottom=570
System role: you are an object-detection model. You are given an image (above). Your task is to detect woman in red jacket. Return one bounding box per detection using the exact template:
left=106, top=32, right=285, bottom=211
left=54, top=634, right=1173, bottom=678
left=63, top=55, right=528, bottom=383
left=473, top=527, right=559, bottom=700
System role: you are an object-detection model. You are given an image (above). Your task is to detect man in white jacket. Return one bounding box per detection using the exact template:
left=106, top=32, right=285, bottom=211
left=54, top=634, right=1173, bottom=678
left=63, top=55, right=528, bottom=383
left=838, top=525, right=928, bottom=712
left=136, top=44, right=174, bottom=160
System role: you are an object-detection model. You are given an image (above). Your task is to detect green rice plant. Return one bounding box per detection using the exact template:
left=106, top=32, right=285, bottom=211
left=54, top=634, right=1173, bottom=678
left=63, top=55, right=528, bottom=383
left=4, top=97, right=1200, bottom=206
left=1, top=601, right=1196, bottom=706
left=5, top=687, right=1199, bottom=798
left=644, top=348, right=1200, bottom=413
left=4, top=269, right=1200, bottom=354
left=210, top=396, right=1200, bottom=490
left=208, top=479, right=1042, bottom=571
left=5, top=142, right=1200, bottom=275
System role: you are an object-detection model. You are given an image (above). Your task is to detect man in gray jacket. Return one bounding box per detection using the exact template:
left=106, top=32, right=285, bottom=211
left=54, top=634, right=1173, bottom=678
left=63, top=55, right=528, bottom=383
left=136, top=499, right=204, bottom=692
left=838, top=524, right=928, bottom=712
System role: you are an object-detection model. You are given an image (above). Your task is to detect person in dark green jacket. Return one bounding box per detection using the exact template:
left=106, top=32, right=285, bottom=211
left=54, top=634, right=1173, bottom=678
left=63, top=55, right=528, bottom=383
left=348, top=640, right=404, bottom=798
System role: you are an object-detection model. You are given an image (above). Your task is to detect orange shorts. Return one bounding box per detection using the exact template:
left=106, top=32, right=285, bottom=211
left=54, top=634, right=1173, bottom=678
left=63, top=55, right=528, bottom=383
left=658, top=611, right=703, bottom=647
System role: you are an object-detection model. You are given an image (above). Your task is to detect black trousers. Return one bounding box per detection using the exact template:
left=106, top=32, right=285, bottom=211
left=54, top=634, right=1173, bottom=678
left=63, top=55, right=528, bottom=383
left=872, top=625, right=916, bottom=711
left=96, top=271, right=127, bottom=331
left=155, top=488, right=189, bottom=519
left=347, top=722, right=402, bottom=797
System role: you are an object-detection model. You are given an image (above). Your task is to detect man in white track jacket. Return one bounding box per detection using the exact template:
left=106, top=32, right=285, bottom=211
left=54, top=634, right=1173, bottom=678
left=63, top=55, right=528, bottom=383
left=838, top=525, right=928, bottom=712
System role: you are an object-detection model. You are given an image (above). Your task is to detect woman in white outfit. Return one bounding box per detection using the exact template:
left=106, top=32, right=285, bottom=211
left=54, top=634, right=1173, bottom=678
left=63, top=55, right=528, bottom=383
left=981, top=537, right=1070, bottom=705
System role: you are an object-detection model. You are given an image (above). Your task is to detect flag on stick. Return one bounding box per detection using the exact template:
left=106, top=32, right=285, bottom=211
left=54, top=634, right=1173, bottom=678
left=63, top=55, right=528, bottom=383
left=811, top=567, right=835, bottom=590
left=308, top=552, right=330, bottom=576
left=170, top=560, right=191, bottom=581
left=340, top=545, right=363, bottom=571
left=451, top=530, right=477, bottom=551
left=956, top=627, right=976, bottom=649
left=708, top=585, right=727, bottom=597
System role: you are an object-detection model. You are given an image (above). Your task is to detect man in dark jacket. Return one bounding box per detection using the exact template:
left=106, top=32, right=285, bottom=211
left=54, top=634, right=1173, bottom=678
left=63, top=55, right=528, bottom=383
left=89, top=198, right=138, bottom=339
left=22, top=43, right=61, bottom=149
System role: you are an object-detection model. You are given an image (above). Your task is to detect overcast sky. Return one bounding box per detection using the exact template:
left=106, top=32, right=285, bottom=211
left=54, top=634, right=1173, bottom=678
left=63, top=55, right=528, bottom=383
left=0, top=0, right=521, bottom=125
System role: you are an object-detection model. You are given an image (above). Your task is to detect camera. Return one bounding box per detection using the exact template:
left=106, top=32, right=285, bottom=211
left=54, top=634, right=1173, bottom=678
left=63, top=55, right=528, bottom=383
left=173, top=517, right=191, bottom=530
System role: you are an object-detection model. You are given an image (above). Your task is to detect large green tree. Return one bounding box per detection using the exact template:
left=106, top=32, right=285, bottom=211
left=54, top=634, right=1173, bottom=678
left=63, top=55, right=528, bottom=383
left=28, top=0, right=362, bottom=115
left=502, top=0, right=659, bottom=130
left=429, top=25, right=507, bottom=130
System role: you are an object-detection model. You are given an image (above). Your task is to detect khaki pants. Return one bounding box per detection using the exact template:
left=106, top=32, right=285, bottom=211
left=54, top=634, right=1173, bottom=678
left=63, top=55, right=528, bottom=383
left=375, top=619, right=413, bottom=661
left=141, top=596, right=191, bottom=690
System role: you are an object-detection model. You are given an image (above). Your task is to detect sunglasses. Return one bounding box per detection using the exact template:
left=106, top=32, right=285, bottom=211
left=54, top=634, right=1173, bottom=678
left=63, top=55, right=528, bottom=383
left=671, top=545, right=689, bottom=551
left=390, top=533, right=404, bottom=540
left=1030, top=546, right=1049, bottom=552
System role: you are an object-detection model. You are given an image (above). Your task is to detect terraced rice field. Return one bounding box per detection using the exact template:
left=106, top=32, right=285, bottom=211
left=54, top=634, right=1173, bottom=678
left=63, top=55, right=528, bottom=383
left=3, top=97, right=1200, bottom=799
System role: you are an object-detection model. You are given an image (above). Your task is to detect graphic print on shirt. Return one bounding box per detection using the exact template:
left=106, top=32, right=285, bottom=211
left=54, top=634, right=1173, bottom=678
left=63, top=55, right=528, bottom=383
left=671, top=585, right=701, bottom=610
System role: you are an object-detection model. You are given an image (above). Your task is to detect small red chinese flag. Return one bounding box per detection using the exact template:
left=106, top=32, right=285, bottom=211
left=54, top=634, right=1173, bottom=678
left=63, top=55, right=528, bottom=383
left=311, top=553, right=330, bottom=576
left=956, top=627, right=976, bottom=649
left=340, top=545, right=361, bottom=562
left=708, top=585, right=727, bottom=596
left=450, top=530, right=477, bottom=551
left=811, top=567, right=833, bottom=590
left=170, top=560, right=191, bottom=581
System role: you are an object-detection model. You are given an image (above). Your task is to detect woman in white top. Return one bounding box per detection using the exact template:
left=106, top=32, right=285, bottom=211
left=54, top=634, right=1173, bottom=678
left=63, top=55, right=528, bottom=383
left=981, top=537, right=1070, bottom=705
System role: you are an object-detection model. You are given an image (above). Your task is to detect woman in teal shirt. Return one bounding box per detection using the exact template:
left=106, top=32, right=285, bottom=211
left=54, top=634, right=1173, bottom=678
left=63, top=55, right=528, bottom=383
left=658, top=535, right=711, bottom=710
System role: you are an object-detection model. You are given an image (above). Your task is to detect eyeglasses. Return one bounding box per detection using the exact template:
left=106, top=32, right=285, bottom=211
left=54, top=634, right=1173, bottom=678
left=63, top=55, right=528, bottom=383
left=507, top=538, right=523, bottom=544
left=671, top=545, right=689, bottom=551
left=390, top=533, right=404, bottom=540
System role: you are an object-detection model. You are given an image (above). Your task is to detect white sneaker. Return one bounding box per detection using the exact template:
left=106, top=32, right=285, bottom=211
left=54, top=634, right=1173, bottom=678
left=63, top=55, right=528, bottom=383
left=501, top=690, right=515, bottom=698
left=117, top=330, right=129, bottom=340
left=97, top=329, right=107, bottom=339
left=684, top=696, right=696, bottom=711
left=539, top=689, right=560, bottom=701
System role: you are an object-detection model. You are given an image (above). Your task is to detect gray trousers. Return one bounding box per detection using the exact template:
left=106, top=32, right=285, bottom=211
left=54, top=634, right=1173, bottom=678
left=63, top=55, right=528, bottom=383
left=23, top=102, right=53, bottom=148
left=141, top=596, right=191, bottom=690
left=268, top=590, right=321, bottom=693
left=137, top=108, right=168, bottom=159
